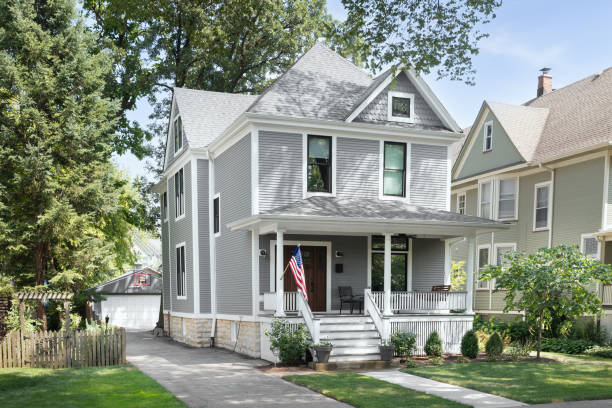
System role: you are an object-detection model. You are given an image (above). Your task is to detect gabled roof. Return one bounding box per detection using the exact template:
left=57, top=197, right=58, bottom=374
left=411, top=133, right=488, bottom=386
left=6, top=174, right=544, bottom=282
left=92, top=267, right=162, bottom=295
left=173, top=88, right=258, bottom=149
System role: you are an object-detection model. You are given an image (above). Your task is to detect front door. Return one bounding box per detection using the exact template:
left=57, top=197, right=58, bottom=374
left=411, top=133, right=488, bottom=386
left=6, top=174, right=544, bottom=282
left=277, top=245, right=327, bottom=312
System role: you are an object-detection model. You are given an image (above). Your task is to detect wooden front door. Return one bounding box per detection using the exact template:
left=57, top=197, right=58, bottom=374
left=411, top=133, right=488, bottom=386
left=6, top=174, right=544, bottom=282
left=278, top=245, right=327, bottom=312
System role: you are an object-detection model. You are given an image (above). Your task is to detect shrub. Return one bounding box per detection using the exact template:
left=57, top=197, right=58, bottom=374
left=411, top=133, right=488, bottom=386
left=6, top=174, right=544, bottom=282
left=508, top=341, right=533, bottom=361
left=424, top=331, right=443, bottom=358
left=5, top=302, right=37, bottom=332
left=456, top=356, right=471, bottom=363
left=540, top=338, right=594, bottom=354
left=404, top=359, right=417, bottom=368
left=460, top=331, right=479, bottom=359
left=429, top=356, right=443, bottom=365
left=264, top=318, right=311, bottom=364
left=485, top=332, right=504, bottom=361
left=391, top=331, right=417, bottom=359
left=586, top=346, right=612, bottom=358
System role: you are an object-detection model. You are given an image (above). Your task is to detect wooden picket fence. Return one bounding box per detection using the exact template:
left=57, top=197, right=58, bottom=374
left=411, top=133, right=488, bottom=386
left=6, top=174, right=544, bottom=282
left=0, top=328, right=126, bottom=368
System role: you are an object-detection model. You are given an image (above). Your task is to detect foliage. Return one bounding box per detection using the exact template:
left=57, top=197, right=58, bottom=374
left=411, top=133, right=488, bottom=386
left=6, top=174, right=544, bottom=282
left=391, top=331, right=417, bottom=359
left=264, top=318, right=311, bottom=364
left=342, top=0, right=502, bottom=85
left=404, top=359, right=417, bottom=368
left=424, top=331, right=443, bottom=358
left=460, top=331, right=479, bottom=359
left=285, top=372, right=466, bottom=408
left=313, top=341, right=332, bottom=347
left=569, top=319, right=605, bottom=343
left=540, top=338, right=595, bottom=355
left=5, top=302, right=37, bottom=332
left=481, top=245, right=612, bottom=359
left=485, top=332, right=503, bottom=361
left=456, top=356, right=470, bottom=363
left=586, top=346, right=612, bottom=359
left=0, top=275, right=13, bottom=297
left=508, top=341, right=533, bottom=361
left=474, top=316, right=534, bottom=346
left=450, top=261, right=466, bottom=291
left=428, top=356, right=443, bottom=365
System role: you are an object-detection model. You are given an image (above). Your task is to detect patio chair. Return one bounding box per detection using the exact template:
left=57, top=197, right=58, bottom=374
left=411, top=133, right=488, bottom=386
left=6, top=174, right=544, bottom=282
left=338, top=286, right=363, bottom=314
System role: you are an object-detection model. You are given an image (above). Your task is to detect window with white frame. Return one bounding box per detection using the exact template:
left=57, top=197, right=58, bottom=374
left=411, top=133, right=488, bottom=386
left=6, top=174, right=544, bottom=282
left=581, top=234, right=600, bottom=260
left=495, top=244, right=516, bottom=268
left=497, top=178, right=518, bottom=220
left=162, top=191, right=168, bottom=221
left=174, top=116, right=183, bottom=154
left=479, top=181, right=493, bottom=219
left=387, top=91, right=414, bottom=123
left=371, top=235, right=410, bottom=291
left=306, top=135, right=333, bottom=194
left=174, top=168, right=184, bottom=218
left=213, top=195, right=220, bottom=236
left=483, top=121, right=493, bottom=152
left=457, top=193, right=466, bottom=215
left=383, top=141, right=407, bottom=197
left=477, top=245, right=491, bottom=289
left=176, top=243, right=186, bottom=297
left=533, top=182, right=550, bottom=230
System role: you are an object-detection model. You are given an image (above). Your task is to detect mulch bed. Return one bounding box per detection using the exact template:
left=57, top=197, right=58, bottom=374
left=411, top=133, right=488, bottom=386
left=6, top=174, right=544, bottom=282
left=256, top=363, right=313, bottom=376
left=406, top=353, right=558, bottom=366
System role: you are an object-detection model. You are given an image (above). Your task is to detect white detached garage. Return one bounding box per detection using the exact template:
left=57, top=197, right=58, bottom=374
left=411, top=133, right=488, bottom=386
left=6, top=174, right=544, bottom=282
left=93, top=266, right=162, bottom=330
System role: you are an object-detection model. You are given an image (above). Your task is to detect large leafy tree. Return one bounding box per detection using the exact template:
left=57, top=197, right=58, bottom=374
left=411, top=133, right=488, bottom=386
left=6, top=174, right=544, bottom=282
left=481, top=245, right=612, bottom=360
left=0, top=0, right=143, bottom=324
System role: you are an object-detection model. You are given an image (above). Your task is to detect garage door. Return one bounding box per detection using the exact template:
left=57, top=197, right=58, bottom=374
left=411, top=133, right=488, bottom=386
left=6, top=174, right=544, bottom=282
left=99, top=295, right=160, bottom=330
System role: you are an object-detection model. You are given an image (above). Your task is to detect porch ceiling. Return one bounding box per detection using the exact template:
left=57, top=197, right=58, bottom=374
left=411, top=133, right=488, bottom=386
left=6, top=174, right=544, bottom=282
left=228, top=197, right=508, bottom=238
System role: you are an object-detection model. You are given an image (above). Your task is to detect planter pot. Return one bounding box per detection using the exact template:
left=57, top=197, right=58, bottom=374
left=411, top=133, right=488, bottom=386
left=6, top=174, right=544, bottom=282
left=379, top=345, right=395, bottom=361
left=314, top=346, right=333, bottom=363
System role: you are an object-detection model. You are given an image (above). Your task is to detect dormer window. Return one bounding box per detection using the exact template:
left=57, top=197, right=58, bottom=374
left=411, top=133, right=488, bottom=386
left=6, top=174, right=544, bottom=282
left=174, top=115, right=183, bottom=154
left=483, top=121, right=493, bottom=152
left=388, top=91, right=414, bottom=123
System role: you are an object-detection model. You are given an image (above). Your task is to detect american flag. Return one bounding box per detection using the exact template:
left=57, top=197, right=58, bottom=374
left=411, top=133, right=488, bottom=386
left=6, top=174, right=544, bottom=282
left=289, top=246, right=308, bottom=301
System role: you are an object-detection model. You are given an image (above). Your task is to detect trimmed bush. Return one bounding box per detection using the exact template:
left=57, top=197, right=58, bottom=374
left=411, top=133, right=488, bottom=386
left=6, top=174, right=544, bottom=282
left=460, top=330, right=479, bottom=359
left=391, top=331, right=417, bottom=359
left=485, top=332, right=504, bottom=361
left=264, top=318, right=311, bottom=363
left=540, top=338, right=594, bottom=354
left=424, top=331, right=443, bottom=358
left=586, top=346, right=612, bottom=358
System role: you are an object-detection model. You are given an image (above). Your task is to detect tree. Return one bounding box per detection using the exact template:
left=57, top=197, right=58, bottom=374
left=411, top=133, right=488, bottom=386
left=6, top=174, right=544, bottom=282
left=450, top=261, right=466, bottom=291
left=0, top=0, right=142, bottom=325
left=481, top=245, right=612, bottom=360
left=342, top=0, right=502, bottom=85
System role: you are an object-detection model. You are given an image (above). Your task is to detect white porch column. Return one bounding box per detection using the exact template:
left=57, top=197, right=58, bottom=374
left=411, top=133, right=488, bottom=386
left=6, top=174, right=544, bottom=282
left=275, top=230, right=285, bottom=317
left=251, top=229, right=260, bottom=316
left=383, top=233, right=392, bottom=315
left=465, top=235, right=476, bottom=314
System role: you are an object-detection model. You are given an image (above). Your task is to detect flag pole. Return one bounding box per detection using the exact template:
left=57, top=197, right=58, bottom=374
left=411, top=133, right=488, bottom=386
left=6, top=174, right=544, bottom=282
left=279, top=244, right=300, bottom=280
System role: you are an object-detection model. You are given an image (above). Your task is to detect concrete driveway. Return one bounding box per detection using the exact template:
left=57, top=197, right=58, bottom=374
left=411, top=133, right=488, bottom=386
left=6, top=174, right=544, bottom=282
left=127, top=331, right=348, bottom=408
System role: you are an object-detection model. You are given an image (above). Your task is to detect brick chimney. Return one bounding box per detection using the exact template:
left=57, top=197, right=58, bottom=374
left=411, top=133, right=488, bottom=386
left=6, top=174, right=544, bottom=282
left=537, top=68, right=552, bottom=97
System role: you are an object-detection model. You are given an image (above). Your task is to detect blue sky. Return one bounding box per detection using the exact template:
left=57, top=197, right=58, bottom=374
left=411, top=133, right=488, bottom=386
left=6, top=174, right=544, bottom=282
left=116, top=0, right=612, bottom=180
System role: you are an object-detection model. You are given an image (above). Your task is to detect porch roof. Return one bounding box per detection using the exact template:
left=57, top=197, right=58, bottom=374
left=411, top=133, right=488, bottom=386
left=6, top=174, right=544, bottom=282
left=228, top=197, right=508, bottom=237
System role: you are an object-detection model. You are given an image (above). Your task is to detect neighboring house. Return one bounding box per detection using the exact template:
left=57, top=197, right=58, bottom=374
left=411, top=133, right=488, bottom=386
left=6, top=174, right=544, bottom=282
left=153, top=43, right=506, bottom=362
left=132, top=231, right=162, bottom=271
left=92, top=265, right=162, bottom=330
left=450, top=68, right=612, bottom=334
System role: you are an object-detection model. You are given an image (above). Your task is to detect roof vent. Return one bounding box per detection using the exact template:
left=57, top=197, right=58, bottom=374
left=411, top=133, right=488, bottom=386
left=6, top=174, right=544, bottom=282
left=537, top=68, right=552, bottom=97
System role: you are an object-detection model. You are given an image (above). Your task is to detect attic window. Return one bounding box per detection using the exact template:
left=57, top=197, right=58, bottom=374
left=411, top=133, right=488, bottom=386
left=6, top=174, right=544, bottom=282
left=174, top=116, right=183, bottom=154
left=483, top=121, right=493, bottom=152
left=388, top=91, right=414, bottom=123
left=132, top=273, right=152, bottom=287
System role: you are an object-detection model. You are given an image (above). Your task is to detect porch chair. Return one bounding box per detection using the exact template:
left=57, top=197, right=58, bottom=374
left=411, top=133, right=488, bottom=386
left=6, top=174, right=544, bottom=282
left=338, top=286, right=363, bottom=314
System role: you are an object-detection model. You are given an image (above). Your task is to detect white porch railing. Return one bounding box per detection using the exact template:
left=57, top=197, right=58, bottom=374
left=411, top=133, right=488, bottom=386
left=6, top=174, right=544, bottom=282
left=262, top=292, right=298, bottom=312
left=364, top=289, right=390, bottom=341
left=372, top=291, right=467, bottom=313
left=602, top=285, right=612, bottom=306
left=297, top=292, right=320, bottom=344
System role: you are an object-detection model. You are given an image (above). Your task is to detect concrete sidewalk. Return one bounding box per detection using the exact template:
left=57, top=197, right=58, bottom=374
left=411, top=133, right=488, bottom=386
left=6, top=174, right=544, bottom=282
left=362, top=370, right=526, bottom=407
left=531, top=401, right=612, bottom=407
left=127, top=331, right=349, bottom=408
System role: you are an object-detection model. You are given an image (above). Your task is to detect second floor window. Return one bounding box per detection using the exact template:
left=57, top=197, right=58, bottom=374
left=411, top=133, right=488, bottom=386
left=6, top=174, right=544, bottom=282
left=497, top=178, right=517, bottom=220
left=307, top=135, right=332, bottom=193
left=534, top=183, right=550, bottom=230
left=477, top=246, right=490, bottom=289
left=479, top=180, right=492, bottom=219
left=162, top=192, right=168, bottom=221
left=483, top=121, right=493, bottom=152
left=174, top=116, right=183, bottom=154
left=383, top=142, right=406, bottom=197
left=457, top=193, right=466, bottom=215
left=175, top=168, right=184, bottom=218
left=213, top=195, right=220, bottom=235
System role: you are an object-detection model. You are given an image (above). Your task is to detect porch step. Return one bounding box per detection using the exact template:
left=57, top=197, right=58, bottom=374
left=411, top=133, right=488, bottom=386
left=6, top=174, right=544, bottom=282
left=322, top=336, right=379, bottom=346
left=320, top=322, right=376, bottom=331
left=328, top=353, right=381, bottom=362
left=331, top=345, right=380, bottom=356
left=314, top=315, right=370, bottom=324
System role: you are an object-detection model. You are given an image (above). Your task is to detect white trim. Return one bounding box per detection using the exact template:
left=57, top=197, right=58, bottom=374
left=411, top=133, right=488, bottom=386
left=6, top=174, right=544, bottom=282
left=476, top=244, right=491, bottom=290
left=213, top=193, right=221, bottom=237
left=446, top=145, right=452, bottom=211
left=456, top=192, right=466, bottom=215
left=302, top=133, right=336, bottom=198
left=166, top=178, right=173, bottom=312
left=444, top=239, right=451, bottom=286
left=453, top=103, right=490, bottom=177
left=533, top=181, right=552, bottom=232
left=408, top=238, right=413, bottom=291
left=367, top=235, right=372, bottom=287
left=371, top=236, right=411, bottom=292
left=251, top=229, right=260, bottom=316
left=208, top=159, right=217, bottom=316
left=270, top=239, right=333, bottom=312
left=477, top=179, right=494, bottom=219
left=379, top=140, right=411, bottom=202
left=493, top=242, right=516, bottom=265
left=251, top=128, right=259, bottom=215
left=482, top=120, right=493, bottom=152
left=175, top=241, right=187, bottom=299
left=346, top=74, right=394, bottom=122
left=387, top=91, right=415, bottom=123
left=603, top=153, right=610, bottom=229
left=452, top=184, right=478, bottom=195
left=496, top=176, right=519, bottom=221
left=191, top=158, right=200, bottom=314
left=173, top=115, right=184, bottom=157
left=581, top=233, right=602, bottom=260
left=174, top=167, right=185, bottom=221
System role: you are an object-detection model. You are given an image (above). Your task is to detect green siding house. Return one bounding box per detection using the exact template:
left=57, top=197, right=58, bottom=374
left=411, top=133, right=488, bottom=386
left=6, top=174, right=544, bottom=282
left=450, top=68, right=612, bottom=335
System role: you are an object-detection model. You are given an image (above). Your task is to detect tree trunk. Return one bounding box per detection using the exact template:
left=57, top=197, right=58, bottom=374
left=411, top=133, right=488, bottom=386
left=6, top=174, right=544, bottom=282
left=537, top=309, right=543, bottom=361
left=34, top=242, right=47, bottom=330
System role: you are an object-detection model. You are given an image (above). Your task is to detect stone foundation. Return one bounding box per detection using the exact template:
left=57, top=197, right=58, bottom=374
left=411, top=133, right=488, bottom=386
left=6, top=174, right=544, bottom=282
left=214, top=319, right=261, bottom=358
left=166, top=314, right=213, bottom=347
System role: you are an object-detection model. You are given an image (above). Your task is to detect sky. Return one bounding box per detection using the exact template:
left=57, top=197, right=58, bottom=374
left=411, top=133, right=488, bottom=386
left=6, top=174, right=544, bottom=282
left=115, top=0, right=612, bottom=181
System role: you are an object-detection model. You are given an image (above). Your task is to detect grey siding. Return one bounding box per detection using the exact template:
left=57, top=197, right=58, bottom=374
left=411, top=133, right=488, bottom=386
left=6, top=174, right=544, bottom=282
left=215, top=135, right=252, bottom=315
left=164, top=103, right=189, bottom=170
left=410, top=144, right=448, bottom=210
left=336, top=137, right=379, bottom=199
left=607, top=157, right=612, bottom=227
left=411, top=239, right=445, bottom=291
left=259, top=131, right=302, bottom=211
left=356, top=72, right=445, bottom=128
left=161, top=196, right=170, bottom=311
left=168, top=162, right=194, bottom=313
left=197, top=159, right=211, bottom=314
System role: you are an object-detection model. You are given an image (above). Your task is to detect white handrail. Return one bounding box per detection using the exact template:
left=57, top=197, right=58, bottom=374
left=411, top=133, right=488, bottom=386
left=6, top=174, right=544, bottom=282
left=364, top=289, right=389, bottom=341
left=296, top=292, right=320, bottom=344
left=372, top=291, right=467, bottom=312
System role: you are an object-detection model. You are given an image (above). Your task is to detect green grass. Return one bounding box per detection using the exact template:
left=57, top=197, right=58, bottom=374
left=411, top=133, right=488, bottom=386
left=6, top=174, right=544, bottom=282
left=0, top=365, right=185, bottom=408
left=284, top=372, right=467, bottom=408
left=405, top=359, right=612, bottom=404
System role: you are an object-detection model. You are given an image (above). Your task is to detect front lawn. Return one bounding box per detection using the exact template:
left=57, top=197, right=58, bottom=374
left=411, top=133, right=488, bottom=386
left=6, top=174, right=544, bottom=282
left=284, top=372, right=467, bottom=408
left=405, top=359, right=612, bottom=404
left=0, top=366, right=184, bottom=408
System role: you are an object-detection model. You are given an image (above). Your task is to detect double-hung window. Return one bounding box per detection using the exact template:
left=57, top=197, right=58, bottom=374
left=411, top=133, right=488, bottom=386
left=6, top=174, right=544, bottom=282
left=483, top=121, right=493, bottom=152
left=307, top=135, right=332, bottom=193
left=162, top=192, right=168, bottom=221
left=213, top=195, right=220, bottom=236
left=477, top=245, right=491, bottom=289
left=457, top=193, right=466, bottom=215
left=174, top=168, right=184, bottom=219
left=479, top=180, right=493, bottom=219
left=176, top=243, right=186, bottom=297
left=371, top=235, right=410, bottom=291
left=174, top=116, right=183, bottom=154
left=497, top=178, right=517, bottom=220
left=533, top=182, right=550, bottom=230
left=383, top=142, right=407, bottom=197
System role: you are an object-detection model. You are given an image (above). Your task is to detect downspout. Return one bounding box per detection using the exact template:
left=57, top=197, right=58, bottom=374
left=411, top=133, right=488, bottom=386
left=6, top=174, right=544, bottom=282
left=208, top=155, right=217, bottom=346
left=538, top=162, right=555, bottom=248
